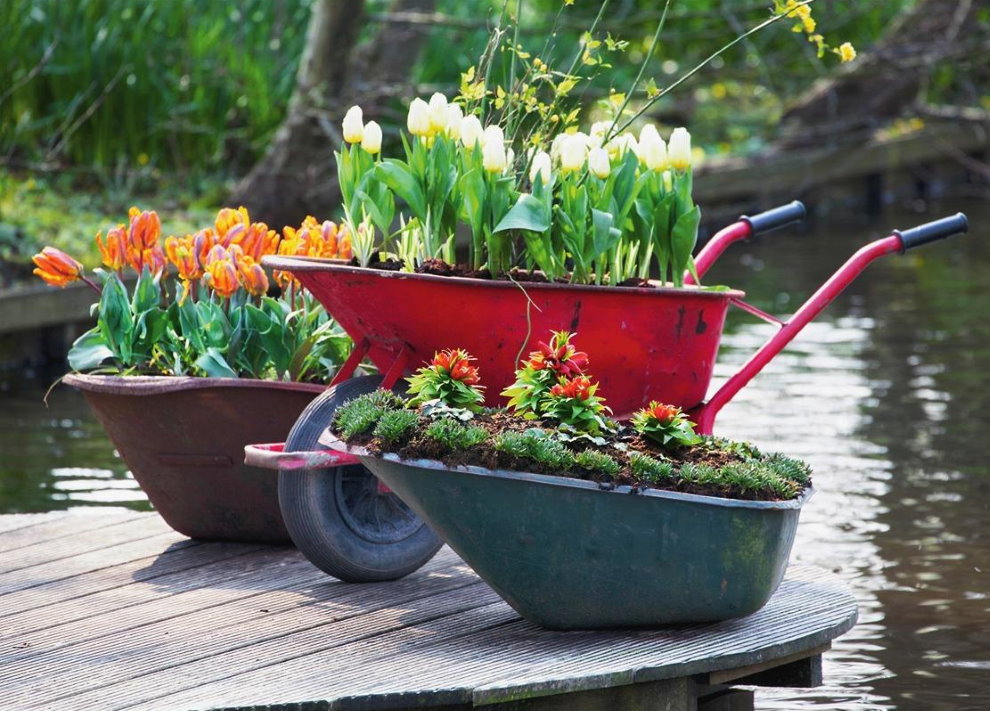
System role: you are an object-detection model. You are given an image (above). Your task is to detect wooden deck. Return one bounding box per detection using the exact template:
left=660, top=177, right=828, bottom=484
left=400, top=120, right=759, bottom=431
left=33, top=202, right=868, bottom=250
left=0, top=511, right=857, bottom=711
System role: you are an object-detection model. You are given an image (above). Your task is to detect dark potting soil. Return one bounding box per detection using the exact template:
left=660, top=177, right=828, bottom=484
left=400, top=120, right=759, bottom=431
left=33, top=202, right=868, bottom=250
left=346, top=411, right=807, bottom=502
left=359, top=257, right=657, bottom=288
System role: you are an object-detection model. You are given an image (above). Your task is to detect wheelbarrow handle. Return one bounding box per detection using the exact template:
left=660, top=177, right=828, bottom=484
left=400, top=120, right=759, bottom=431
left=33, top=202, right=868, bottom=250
left=691, top=212, right=970, bottom=433
left=896, top=212, right=968, bottom=251
left=741, top=200, right=808, bottom=236
left=688, top=201, right=806, bottom=284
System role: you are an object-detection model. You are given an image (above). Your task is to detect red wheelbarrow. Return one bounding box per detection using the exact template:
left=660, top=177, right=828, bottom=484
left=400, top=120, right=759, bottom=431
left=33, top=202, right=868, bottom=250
left=246, top=205, right=969, bottom=583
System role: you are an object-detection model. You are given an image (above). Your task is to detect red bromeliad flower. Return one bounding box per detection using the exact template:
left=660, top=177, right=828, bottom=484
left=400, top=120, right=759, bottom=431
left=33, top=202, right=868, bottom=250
left=550, top=375, right=594, bottom=401
left=525, top=331, right=589, bottom=377
left=643, top=401, right=682, bottom=424
left=432, top=348, right=481, bottom=386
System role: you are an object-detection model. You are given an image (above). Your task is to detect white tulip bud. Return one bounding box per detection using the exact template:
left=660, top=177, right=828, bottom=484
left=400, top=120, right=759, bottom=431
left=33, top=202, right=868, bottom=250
left=588, top=147, right=611, bottom=179
left=638, top=125, right=668, bottom=172
left=481, top=135, right=508, bottom=173
left=342, top=105, right=364, bottom=144
left=529, top=151, right=552, bottom=185
left=558, top=133, right=588, bottom=173
left=668, top=127, right=692, bottom=171
left=607, top=132, right=637, bottom=158
left=407, top=98, right=431, bottom=137
left=445, top=103, right=463, bottom=140
left=460, top=114, right=483, bottom=148
left=482, top=124, right=504, bottom=148
left=428, top=92, right=449, bottom=134
left=361, top=120, right=382, bottom=154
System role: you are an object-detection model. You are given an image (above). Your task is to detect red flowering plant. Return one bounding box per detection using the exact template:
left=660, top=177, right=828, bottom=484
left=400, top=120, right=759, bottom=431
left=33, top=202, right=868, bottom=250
left=502, top=331, right=613, bottom=441
left=630, top=401, right=701, bottom=448
left=405, top=348, right=486, bottom=418
left=501, top=331, right=589, bottom=416
left=32, top=207, right=352, bottom=382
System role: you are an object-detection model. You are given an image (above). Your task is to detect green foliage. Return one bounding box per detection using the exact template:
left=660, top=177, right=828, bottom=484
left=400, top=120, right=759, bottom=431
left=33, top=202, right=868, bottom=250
left=68, top=280, right=350, bottom=381
left=573, top=449, right=620, bottom=476
left=424, top=418, right=488, bottom=451
left=334, top=390, right=404, bottom=440
left=372, top=409, right=421, bottom=448
left=630, top=453, right=674, bottom=483
left=494, top=429, right=576, bottom=471
left=0, top=0, right=310, bottom=174
left=631, top=401, right=701, bottom=449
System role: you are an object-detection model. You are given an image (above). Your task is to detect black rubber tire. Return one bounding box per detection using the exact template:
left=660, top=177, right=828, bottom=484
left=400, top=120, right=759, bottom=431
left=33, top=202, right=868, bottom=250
left=278, top=375, right=443, bottom=582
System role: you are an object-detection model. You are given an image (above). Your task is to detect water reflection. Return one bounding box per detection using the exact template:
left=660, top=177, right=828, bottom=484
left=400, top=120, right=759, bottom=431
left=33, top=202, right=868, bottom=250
left=706, top=199, right=990, bottom=710
left=0, top=200, right=987, bottom=709
left=0, top=373, right=150, bottom=512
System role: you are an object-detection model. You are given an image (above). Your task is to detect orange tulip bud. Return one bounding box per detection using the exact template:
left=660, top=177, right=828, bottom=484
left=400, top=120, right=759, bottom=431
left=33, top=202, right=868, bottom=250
left=32, top=247, right=83, bottom=288
left=128, top=209, right=161, bottom=252
left=215, top=206, right=250, bottom=239
left=165, top=235, right=203, bottom=281
left=96, top=225, right=126, bottom=271
left=237, top=256, right=269, bottom=297
left=193, top=228, right=217, bottom=267
left=205, top=258, right=239, bottom=298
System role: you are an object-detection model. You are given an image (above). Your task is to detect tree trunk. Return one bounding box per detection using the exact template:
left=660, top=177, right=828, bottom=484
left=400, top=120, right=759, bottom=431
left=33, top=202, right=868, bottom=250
left=230, top=0, right=437, bottom=227
left=778, top=0, right=981, bottom=148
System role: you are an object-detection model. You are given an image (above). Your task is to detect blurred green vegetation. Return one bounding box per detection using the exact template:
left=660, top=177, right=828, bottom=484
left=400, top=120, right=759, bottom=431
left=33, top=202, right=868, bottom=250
left=0, top=0, right=951, bottom=276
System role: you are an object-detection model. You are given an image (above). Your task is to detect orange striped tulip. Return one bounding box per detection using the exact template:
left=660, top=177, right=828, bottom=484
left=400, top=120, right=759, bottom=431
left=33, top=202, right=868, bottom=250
left=96, top=225, right=127, bottom=271
left=237, top=256, right=269, bottom=297
left=215, top=206, right=250, bottom=240
left=32, top=247, right=83, bottom=288
left=128, top=209, right=161, bottom=252
left=164, top=235, right=203, bottom=281
left=205, top=258, right=239, bottom=298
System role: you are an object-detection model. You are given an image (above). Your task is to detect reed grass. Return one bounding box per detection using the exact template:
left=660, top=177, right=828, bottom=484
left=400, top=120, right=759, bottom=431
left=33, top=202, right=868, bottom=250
left=0, top=0, right=311, bottom=174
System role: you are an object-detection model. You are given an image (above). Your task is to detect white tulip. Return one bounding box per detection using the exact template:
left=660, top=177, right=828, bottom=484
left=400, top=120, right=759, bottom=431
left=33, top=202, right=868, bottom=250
left=529, top=151, right=552, bottom=185
left=407, top=98, right=431, bottom=137
left=558, top=133, right=588, bottom=173
left=668, top=127, right=692, bottom=171
left=607, top=132, right=637, bottom=158
left=445, top=103, right=463, bottom=140
left=460, top=114, right=484, bottom=148
left=361, top=120, right=382, bottom=154
left=342, top=105, right=364, bottom=144
left=482, top=129, right=507, bottom=172
left=638, top=125, right=668, bottom=172
left=482, top=124, right=504, bottom=148
left=428, top=92, right=448, bottom=134
left=588, top=147, right=611, bottom=179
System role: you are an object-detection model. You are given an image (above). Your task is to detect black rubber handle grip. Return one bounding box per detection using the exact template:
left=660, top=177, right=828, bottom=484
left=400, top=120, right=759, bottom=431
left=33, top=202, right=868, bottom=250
left=741, top=200, right=807, bottom=236
left=896, top=213, right=968, bottom=251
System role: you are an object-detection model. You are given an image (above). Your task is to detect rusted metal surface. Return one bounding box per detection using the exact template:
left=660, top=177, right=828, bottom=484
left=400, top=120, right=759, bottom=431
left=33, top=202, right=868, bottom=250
left=0, top=511, right=857, bottom=711
left=64, top=374, right=325, bottom=543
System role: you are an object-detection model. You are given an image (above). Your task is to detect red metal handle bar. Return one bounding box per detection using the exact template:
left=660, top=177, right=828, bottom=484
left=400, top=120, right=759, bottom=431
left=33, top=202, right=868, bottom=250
left=689, top=234, right=903, bottom=434
left=685, top=201, right=806, bottom=285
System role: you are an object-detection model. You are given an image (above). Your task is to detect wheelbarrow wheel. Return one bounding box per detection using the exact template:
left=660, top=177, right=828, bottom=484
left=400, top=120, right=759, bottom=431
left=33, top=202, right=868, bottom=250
left=278, top=375, right=443, bottom=582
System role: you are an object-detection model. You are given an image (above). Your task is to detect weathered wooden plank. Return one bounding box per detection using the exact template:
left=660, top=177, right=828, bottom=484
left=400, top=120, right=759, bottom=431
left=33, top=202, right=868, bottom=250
left=0, top=514, right=181, bottom=574
left=0, top=509, right=146, bottom=554
left=0, top=538, right=252, bottom=618
left=0, top=544, right=289, bottom=644
left=0, top=511, right=71, bottom=535
left=6, top=573, right=495, bottom=709
left=0, top=531, right=193, bottom=594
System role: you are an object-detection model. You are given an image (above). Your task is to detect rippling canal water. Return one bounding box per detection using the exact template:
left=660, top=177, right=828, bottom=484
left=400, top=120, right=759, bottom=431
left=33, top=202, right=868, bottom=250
left=1, top=198, right=987, bottom=710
